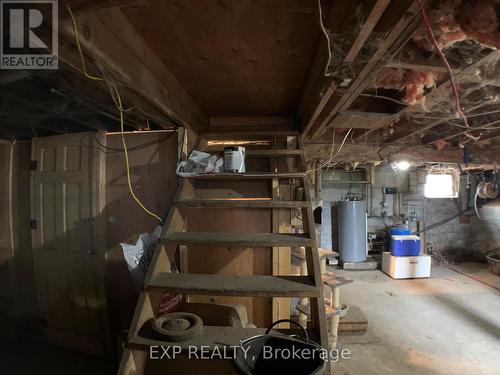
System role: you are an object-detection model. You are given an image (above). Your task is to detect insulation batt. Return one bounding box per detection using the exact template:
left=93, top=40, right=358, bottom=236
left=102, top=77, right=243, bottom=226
left=414, top=0, right=500, bottom=50
left=376, top=68, right=437, bottom=105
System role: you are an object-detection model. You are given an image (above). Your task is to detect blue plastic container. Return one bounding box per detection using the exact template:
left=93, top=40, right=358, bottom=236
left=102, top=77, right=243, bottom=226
left=390, top=235, right=420, bottom=256
left=388, top=227, right=411, bottom=236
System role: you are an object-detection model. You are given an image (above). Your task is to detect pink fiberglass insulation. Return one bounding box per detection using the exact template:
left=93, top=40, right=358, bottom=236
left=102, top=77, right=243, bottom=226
left=414, top=0, right=500, bottom=50
left=376, top=68, right=437, bottom=105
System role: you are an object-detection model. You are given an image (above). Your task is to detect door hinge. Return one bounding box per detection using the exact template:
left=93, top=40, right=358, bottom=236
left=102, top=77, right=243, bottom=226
left=30, top=219, right=37, bottom=230
left=30, top=160, right=37, bottom=171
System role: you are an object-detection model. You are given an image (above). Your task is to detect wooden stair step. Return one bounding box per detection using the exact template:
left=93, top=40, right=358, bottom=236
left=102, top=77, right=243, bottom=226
left=164, top=232, right=315, bottom=247
left=175, top=199, right=308, bottom=208
left=203, top=130, right=299, bottom=138
left=245, top=149, right=301, bottom=157
left=146, top=273, right=319, bottom=297
left=183, top=172, right=305, bottom=179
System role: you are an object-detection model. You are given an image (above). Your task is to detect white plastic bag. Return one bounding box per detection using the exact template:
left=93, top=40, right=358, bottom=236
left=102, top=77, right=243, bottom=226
left=176, top=150, right=224, bottom=177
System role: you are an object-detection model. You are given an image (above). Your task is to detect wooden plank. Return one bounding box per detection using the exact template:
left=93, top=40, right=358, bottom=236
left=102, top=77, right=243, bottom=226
left=297, top=137, right=330, bottom=354
left=300, top=0, right=390, bottom=136
left=164, top=232, right=315, bottom=247
left=308, top=1, right=430, bottom=139
left=184, top=172, right=305, bottom=180
left=146, top=273, right=319, bottom=297
left=330, top=111, right=398, bottom=130
left=246, top=149, right=301, bottom=157
left=61, top=0, right=141, bottom=18
left=386, top=50, right=500, bottom=142
left=175, top=199, right=307, bottom=208
left=197, top=149, right=301, bottom=158
left=60, top=8, right=206, bottom=133
left=385, top=58, right=460, bottom=73
left=271, top=148, right=293, bottom=325
left=209, top=116, right=295, bottom=128
left=344, top=0, right=391, bottom=63
left=338, top=305, right=368, bottom=332
left=202, top=130, right=299, bottom=138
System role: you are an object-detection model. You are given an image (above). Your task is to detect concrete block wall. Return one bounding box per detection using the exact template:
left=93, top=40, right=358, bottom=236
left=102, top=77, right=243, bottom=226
left=469, top=208, right=500, bottom=259
left=319, top=166, right=474, bottom=253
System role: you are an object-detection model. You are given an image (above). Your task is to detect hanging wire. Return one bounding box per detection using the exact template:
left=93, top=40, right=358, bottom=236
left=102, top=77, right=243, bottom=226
left=317, top=0, right=333, bottom=76
left=65, top=1, right=163, bottom=224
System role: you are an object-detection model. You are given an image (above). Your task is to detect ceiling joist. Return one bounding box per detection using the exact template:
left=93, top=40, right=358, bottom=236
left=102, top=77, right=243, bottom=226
left=59, top=7, right=207, bottom=134
left=302, top=0, right=429, bottom=140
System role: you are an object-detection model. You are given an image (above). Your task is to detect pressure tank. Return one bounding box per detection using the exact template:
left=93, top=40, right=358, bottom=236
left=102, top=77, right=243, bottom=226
left=337, top=200, right=367, bottom=263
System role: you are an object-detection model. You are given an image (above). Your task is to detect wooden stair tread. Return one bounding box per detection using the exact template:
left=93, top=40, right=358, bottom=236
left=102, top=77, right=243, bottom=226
left=245, top=149, right=301, bottom=157
left=163, top=232, right=315, bottom=247
left=183, top=172, right=305, bottom=179
left=175, top=199, right=308, bottom=208
left=146, top=273, right=319, bottom=297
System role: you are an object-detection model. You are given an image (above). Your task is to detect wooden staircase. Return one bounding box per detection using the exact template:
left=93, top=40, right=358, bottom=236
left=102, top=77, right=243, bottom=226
left=119, top=131, right=330, bottom=374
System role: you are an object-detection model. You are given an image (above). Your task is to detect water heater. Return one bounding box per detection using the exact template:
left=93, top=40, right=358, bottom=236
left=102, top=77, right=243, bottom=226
left=337, top=200, right=367, bottom=263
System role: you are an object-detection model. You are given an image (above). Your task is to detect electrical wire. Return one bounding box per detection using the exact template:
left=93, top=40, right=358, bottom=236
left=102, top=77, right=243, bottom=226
left=65, top=1, right=163, bottom=224
left=93, top=132, right=175, bottom=153
left=412, top=207, right=472, bottom=235
left=317, top=0, right=333, bottom=77
left=309, top=128, right=353, bottom=173
left=415, top=0, right=478, bottom=142
left=428, top=244, right=500, bottom=293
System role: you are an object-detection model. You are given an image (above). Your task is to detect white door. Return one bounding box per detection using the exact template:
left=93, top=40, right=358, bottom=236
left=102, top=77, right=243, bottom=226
left=31, top=132, right=108, bottom=355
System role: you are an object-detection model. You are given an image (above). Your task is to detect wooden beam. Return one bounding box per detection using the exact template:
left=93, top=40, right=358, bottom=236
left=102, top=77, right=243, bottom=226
left=59, top=8, right=206, bottom=134
left=386, top=50, right=500, bottom=143
left=308, top=1, right=428, bottom=140
left=385, top=57, right=460, bottom=73
left=59, top=0, right=143, bottom=21
left=208, top=116, right=295, bottom=128
left=344, top=0, right=391, bottom=63
left=299, top=0, right=395, bottom=137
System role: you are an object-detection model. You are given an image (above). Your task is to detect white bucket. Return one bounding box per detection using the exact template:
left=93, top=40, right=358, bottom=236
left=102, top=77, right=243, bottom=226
left=224, top=146, right=245, bottom=173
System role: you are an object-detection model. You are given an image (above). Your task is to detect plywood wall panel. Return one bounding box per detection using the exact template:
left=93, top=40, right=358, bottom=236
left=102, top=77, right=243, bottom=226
left=186, top=208, right=273, bottom=328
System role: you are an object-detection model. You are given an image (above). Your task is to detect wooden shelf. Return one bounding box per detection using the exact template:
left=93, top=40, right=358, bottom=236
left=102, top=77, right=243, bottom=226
left=163, top=232, right=315, bottom=247
left=146, top=273, right=319, bottom=297
left=175, top=199, right=308, bottom=208
left=183, top=172, right=305, bottom=179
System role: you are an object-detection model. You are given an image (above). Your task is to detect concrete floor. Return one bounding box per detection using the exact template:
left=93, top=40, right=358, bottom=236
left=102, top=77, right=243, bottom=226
left=1, top=263, right=498, bottom=374
left=335, top=262, right=500, bottom=375
left=0, top=333, right=115, bottom=375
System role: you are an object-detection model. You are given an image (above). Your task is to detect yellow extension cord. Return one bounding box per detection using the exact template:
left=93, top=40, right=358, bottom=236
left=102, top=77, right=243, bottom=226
left=65, top=2, right=162, bottom=223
